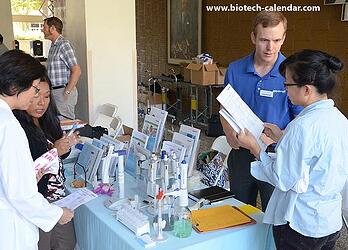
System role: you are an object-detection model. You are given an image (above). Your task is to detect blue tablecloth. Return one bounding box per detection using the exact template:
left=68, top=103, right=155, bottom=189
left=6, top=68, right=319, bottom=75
left=65, top=164, right=275, bottom=250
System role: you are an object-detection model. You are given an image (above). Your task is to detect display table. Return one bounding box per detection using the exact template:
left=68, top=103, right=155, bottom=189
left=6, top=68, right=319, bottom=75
left=65, top=164, right=275, bottom=250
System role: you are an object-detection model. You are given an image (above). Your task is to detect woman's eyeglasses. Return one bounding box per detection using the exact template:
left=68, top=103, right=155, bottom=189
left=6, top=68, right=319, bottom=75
left=283, top=82, right=298, bottom=87
left=284, top=81, right=314, bottom=88
left=31, top=85, right=40, bottom=95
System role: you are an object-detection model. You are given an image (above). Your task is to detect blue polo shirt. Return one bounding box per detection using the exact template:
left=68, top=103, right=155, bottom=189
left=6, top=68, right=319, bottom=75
left=224, top=52, right=303, bottom=129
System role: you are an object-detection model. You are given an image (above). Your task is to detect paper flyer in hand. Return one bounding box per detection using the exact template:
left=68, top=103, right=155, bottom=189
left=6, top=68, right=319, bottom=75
left=59, top=119, right=87, bottom=131
left=217, top=85, right=267, bottom=151
left=53, top=188, right=98, bottom=210
left=34, top=148, right=60, bottom=175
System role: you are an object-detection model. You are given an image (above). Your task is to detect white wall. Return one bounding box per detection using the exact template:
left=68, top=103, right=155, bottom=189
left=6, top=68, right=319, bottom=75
left=62, top=0, right=89, bottom=122
left=0, top=0, right=14, bottom=49
left=84, top=0, right=138, bottom=128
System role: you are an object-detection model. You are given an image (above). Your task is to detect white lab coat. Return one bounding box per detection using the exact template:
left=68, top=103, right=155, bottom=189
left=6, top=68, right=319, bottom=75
left=0, top=99, right=63, bottom=250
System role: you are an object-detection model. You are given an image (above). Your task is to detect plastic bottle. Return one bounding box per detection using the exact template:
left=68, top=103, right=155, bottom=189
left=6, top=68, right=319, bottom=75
left=173, top=206, right=192, bottom=238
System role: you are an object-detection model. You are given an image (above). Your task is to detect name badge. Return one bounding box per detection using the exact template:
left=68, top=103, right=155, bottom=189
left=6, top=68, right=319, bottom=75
left=260, top=89, right=274, bottom=98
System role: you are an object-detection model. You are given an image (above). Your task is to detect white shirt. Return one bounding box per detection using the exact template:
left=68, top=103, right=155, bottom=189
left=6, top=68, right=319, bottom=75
left=251, top=99, right=348, bottom=237
left=0, top=99, right=63, bottom=250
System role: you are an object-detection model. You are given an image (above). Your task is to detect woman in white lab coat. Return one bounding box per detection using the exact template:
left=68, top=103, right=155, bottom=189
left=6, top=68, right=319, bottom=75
left=0, top=50, right=74, bottom=250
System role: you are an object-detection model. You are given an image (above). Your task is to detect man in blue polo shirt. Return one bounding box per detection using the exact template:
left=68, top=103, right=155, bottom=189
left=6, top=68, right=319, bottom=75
left=221, top=11, right=302, bottom=211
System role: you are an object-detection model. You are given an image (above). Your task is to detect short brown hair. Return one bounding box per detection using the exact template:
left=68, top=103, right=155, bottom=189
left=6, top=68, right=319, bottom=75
left=252, top=11, right=287, bottom=35
left=44, top=16, right=63, bottom=34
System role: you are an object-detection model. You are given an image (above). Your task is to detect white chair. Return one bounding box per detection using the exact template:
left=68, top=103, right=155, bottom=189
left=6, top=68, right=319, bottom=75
left=97, top=103, right=119, bottom=117
left=92, top=113, right=123, bottom=137
left=211, top=136, right=232, bottom=156
left=93, top=113, right=114, bottom=128
left=210, top=136, right=232, bottom=187
left=110, top=116, right=123, bottom=137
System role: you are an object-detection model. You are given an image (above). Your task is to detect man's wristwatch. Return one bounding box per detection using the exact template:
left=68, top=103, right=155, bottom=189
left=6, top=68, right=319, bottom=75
left=65, top=90, right=71, bottom=95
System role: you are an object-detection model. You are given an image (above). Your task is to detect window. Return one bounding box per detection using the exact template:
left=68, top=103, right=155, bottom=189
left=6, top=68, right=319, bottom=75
left=11, top=0, right=50, bottom=56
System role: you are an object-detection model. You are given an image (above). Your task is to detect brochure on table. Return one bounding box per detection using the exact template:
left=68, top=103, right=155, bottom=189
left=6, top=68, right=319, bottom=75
left=172, top=132, right=194, bottom=165
left=149, top=107, right=168, bottom=152
left=75, top=142, right=103, bottom=184
left=125, top=130, right=149, bottom=177
left=161, top=140, right=186, bottom=164
left=179, top=124, right=201, bottom=176
left=142, top=114, right=162, bottom=152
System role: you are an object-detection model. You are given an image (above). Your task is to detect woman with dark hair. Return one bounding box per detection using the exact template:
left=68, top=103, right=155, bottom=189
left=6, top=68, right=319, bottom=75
left=237, top=49, right=348, bottom=249
left=14, top=75, right=78, bottom=250
left=0, top=50, right=73, bottom=250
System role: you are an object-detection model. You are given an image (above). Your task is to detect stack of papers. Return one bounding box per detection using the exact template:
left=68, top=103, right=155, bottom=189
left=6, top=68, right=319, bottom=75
left=217, top=85, right=267, bottom=151
left=191, top=205, right=256, bottom=232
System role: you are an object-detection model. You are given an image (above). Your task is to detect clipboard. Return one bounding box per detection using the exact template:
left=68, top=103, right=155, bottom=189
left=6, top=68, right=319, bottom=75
left=191, top=205, right=256, bottom=233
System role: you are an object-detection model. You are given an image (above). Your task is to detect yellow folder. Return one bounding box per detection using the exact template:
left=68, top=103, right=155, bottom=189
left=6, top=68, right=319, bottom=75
left=238, top=204, right=261, bottom=215
left=191, top=205, right=256, bottom=232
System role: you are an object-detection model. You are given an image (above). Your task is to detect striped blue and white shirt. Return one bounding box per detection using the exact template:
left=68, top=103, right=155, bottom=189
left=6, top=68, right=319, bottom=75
left=251, top=99, right=348, bottom=237
left=47, top=35, right=78, bottom=87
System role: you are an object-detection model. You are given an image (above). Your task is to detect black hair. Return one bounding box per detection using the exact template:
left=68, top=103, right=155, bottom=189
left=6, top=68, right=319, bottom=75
left=279, top=49, right=344, bottom=94
left=0, top=50, right=46, bottom=96
left=13, top=75, right=63, bottom=146
left=0, top=34, right=3, bottom=44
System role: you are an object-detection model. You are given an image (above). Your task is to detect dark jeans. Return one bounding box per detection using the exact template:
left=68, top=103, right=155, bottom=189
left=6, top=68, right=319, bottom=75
left=227, top=148, right=274, bottom=211
left=273, top=223, right=341, bottom=250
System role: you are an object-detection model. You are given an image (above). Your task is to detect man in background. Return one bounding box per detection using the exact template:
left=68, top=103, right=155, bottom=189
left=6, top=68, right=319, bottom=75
left=0, top=34, right=9, bottom=56
left=221, top=11, right=302, bottom=211
left=43, top=17, right=81, bottom=119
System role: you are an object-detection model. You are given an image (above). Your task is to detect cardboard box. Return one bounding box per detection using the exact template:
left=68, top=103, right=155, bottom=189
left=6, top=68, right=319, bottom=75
left=138, top=92, right=162, bottom=105
left=181, top=63, right=191, bottom=82
left=215, top=67, right=227, bottom=85
left=186, top=63, right=219, bottom=85
left=116, top=124, right=133, bottom=144
left=151, top=93, right=162, bottom=105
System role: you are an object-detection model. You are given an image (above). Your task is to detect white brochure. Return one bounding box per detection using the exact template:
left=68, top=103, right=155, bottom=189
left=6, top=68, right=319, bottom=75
left=54, top=188, right=98, bottom=210
left=217, top=84, right=267, bottom=151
